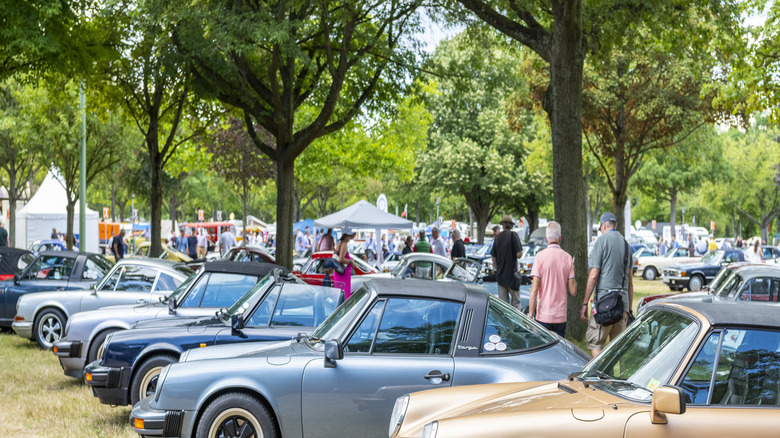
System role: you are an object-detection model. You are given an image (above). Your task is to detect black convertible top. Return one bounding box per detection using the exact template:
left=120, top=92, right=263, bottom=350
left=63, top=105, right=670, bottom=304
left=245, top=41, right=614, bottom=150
left=366, top=278, right=487, bottom=303
left=0, top=247, right=33, bottom=275
left=202, top=261, right=288, bottom=277
left=660, top=300, right=780, bottom=329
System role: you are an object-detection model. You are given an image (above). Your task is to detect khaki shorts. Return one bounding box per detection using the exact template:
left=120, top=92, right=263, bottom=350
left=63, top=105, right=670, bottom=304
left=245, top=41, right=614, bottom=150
left=586, top=311, right=628, bottom=351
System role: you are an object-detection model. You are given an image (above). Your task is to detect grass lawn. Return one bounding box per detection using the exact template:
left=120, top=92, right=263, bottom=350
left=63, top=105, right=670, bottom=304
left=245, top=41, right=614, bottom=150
left=0, top=330, right=135, bottom=438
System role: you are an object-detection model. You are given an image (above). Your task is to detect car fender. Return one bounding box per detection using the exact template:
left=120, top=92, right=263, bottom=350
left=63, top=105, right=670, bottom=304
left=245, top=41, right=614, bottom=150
left=132, top=342, right=184, bottom=369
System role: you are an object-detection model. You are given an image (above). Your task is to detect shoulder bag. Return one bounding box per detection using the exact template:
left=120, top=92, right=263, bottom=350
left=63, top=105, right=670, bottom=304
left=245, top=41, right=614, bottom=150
left=329, top=244, right=347, bottom=275
left=593, top=241, right=630, bottom=326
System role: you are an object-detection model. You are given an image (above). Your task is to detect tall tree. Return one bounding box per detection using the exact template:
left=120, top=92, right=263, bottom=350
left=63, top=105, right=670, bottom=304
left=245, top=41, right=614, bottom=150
left=204, top=117, right=276, bottom=240
left=0, top=80, right=43, bottom=247
left=166, top=0, right=423, bottom=268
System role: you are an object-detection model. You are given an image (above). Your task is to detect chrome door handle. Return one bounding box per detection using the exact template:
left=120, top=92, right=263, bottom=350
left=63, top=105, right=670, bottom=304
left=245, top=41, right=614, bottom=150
left=424, top=370, right=451, bottom=381
left=136, top=299, right=148, bottom=304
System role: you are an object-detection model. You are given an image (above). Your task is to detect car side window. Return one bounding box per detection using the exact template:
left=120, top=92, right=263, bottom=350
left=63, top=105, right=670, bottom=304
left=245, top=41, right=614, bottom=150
left=723, top=252, right=739, bottom=264
left=482, top=296, right=556, bottom=352
left=247, top=286, right=281, bottom=327
left=772, top=280, right=780, bottom=303
left=345, top=301, right=384, bottom=353
left=155, top=272, right=181, bottom=292
left=708, top=329, right=780, bottom=406
left=178, top=273, right=210, bottom=307
left=406, top=262, right=432, bottom=280
left=82, top=256, right=109, bottom=280
left=676, top=249, right=689, bottom=257
left=371, top=298, right=462, bottom=355
left=115, top=266, right=159, bottom=292
left=196, top=273, right=258, bottom=308
left=307, top=259, right=324, bottom=275
left=99, top=267, right=123, bottom=291
left=17, top=253, right=35, bottom=272
left=268, top=285, right=342, bottom=327
left=24, top=256, right=75, bottom=280
left=681, top=332, right=721, bottom=404
left=739, top=278, right=772, bottom=302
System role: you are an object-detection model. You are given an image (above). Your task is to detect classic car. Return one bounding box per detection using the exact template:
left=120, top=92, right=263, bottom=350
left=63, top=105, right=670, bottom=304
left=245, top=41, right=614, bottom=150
left=390, top=300, right=780, bottom=438
left=186, top=245, right=276, bottom=270
left=635, top=247, right=699, bottom=280
left=85, top=270, right=343, bottom=406
left=759, top=245, right=780, bottom=263
left=29, top=239, right=67, bottom=254
left=662, top=249, right=745, bottom=291
left=639, top=263, right=780, bottom=311
left=0, top=250, right=112, bottom=328
left=0, top=247, right=34, bottom=281
left=53, top=261, right=283, bottom=378
left=351, top=253, right=454, bottom=290
left=131, top=242, right=192, bottom=263
left=292, top=251, right=378, bottom=286
left=12, top=259, right=192, bottom=348
left=129, top=279, right=589, bottom=438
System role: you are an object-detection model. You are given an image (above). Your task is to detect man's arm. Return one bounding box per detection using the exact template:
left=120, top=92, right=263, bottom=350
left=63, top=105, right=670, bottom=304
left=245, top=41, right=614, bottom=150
left=528, top=276, right=539, bottom=319
left=568, top=277, right=577, bottom=297
left=628, top=270, right=634, bottom=311
left=580, top=268, right=600, bottom=322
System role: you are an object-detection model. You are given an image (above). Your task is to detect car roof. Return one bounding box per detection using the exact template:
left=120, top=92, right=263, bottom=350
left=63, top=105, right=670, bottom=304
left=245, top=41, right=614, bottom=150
left=116, top=258, right=186, bottom=269
left=658, top=301, right=780, bottom=329
left=399, top=253, right=452, bottom=263
left=729, top=263, right=780, bottom=277
left=366, top=278, right=485, bottom=303
left=38, top=250, right=98, bottom=257
left=202, top=261, right=288, bottom=277
left=0, top=247, right=32, bottom=256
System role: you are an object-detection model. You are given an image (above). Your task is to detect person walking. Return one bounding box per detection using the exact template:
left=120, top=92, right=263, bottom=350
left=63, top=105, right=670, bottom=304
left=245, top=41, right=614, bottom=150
left=431, top=227, right=447, bottom=258
left=402, top=236, right=413, bottom=255
left=186, top=230, right=198, bottom=259
left=317, top=228, right=335, bottom=252
left=527, top=222, right=576, bottom=338
left=450, top=229, right=465, bottom=259
left=51, top=228, right=58, bottom=239
left=0, top=220, right=8, bottom=247
left=491, top=215, right=523, bottom=309
left=687, top=234, right=695, bottom=256
left=413, top=230, right=431, bottom=253
left=657, top=238, right=668, bottom=256
left=295, top=228, right=310, bottom=256
left=332, top=228, right=357, bottom=299
left=196, top=229, right=208, bottom=259
left=580, top=212, right=633, bottom=358
left=176, top=229, right=188, bottom=255
left=219, top=226, right=237, bottom=257
left=111, top=229, right=127, bottom=260
left=365, top=232, right=377, bottom=262
left=745, top=240, right=762, bottom=263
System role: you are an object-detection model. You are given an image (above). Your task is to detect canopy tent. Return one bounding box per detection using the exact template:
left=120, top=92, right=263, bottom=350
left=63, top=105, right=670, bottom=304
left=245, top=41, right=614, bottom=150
left=315, top=200, right=413, bottom=268
left=15, top=170, right=99, bottom=252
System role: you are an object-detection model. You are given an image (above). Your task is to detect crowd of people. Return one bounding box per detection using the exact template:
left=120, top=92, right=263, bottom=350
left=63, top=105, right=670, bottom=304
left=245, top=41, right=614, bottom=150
left=655, top=233, right=768, bottom=263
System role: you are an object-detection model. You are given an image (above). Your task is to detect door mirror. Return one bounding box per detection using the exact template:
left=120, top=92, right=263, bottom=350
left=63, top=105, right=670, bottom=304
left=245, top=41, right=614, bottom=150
left=168, top=295, right=176, bottom=315
left=231, top=313, right=245, bottom=336
left=650, top=385, right=686, bottom=424
left=90, top=283, right=98, bottom=295
left=324, top=339, right=343, bottom=368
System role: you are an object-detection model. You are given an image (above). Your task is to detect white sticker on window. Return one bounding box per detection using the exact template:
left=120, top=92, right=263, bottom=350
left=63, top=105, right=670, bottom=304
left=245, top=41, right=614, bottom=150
left=489, top=335, right=501, bottom=343
left=484, top=342, right=496, bottom=351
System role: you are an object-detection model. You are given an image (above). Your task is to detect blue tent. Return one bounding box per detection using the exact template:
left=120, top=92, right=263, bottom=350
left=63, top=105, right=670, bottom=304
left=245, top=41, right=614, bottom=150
left=293, top=219, right=315, bottom=235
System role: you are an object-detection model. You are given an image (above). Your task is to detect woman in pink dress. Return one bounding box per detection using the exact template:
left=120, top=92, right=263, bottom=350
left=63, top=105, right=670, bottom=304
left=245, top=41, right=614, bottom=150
left=332, top=228, right=356, bottom=299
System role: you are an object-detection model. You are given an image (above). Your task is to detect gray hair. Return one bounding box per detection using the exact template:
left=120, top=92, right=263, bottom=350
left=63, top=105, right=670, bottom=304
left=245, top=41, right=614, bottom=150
left=452, top=229, right=460, bottom=239
left=546, top=221, right=561, bottom=242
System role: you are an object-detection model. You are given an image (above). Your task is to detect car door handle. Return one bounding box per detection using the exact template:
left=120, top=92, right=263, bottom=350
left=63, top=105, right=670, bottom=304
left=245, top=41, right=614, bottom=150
left=56, top=287, right=66, bottom=291
left=136, top=299, right=148, bottom=304
left=424, top=370, right=451, bottom=381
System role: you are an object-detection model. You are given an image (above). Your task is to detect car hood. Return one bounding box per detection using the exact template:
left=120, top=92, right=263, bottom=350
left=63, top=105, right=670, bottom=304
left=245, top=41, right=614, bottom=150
left=668, top=262, right=714, bottom=271
left=132, top=314, right=218, bottom=330
left=400, top=380, right=625, bottom=437
left=181, top=339, right=295, bottom=362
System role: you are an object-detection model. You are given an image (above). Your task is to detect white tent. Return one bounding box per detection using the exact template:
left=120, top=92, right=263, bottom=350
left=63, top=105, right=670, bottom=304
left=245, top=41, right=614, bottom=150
left=314, top=200, right=413, bottom=268
left=15, top=170, right=99, bottom=252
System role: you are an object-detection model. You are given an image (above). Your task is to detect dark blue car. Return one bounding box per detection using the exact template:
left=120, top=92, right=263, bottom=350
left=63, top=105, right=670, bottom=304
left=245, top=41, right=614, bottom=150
left=85, top=270, right=344, bottom=406
left=662, top=249, right=745, bottom=291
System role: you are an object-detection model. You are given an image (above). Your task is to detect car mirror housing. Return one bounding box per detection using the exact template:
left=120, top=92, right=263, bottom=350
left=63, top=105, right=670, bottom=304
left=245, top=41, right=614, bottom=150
left=324, top=339, right=343, bottom=368
left=13, top=273, right=20, bottom=285
left=168, top=296, right=176, bottom=315
left=231, top=314, right=245, bottom=336
left=650, top=385, right=686, bottom=424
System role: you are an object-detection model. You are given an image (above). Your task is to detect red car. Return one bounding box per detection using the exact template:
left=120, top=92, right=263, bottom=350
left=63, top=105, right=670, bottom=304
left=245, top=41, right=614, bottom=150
left=293, top=251, right=377, bottom=286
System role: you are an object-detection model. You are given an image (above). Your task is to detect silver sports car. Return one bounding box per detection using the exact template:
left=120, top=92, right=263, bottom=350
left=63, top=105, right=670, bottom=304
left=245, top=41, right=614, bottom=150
left=130, top=278, right=589, bottom=438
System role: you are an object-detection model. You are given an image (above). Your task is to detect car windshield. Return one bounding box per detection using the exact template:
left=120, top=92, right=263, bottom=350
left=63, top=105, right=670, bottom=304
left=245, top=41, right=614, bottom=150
left=712, top=270, right=744, bottom=299
left=220, top=274, right=275, bottom=321
left=580, top=308, right=699, bottom=402
left=165, top=271, right=198, bottom=303
left=444, top=260, right=480, bottom=283
left=391, top=257, right=410, bottom=277
left=307, top=286, right=373, bottom=350
left=700, top=251, right=721, bottom=265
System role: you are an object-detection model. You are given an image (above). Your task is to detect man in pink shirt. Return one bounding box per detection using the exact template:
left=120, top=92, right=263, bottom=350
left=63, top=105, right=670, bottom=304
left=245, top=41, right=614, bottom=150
left=528, top=221, right=576, bottom=337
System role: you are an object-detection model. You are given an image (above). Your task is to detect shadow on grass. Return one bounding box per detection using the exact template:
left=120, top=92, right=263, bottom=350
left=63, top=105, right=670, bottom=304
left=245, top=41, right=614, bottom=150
left=94, top=407, right=132, bottom=429
left=52, top=377, right=85, bottom=390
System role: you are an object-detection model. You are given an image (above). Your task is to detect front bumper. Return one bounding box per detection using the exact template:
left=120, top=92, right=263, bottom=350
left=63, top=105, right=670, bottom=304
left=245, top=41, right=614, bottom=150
left=84, top=360, right=130, bottom=406
left=54, top=340, right=86, bottom=378
left=661, top=275, right=688, bottom=287
left=131, top=396, right=196, bottom=437
left=11, top=321, right=33, bottom=339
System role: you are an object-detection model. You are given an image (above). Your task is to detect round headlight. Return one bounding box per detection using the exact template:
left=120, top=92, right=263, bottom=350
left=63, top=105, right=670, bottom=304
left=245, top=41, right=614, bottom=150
left=388, top=394, right=409, bottom=437
left=420, top=421, right=439, bottom=438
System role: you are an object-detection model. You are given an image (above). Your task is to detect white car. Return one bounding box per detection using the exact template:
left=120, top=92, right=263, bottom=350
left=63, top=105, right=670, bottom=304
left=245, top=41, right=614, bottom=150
left=635, top=247, right=699, bottom=280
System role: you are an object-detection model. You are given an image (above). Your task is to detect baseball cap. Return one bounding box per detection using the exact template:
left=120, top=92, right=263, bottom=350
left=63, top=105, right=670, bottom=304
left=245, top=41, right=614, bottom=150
left=599, top=212, right=617, bottom=224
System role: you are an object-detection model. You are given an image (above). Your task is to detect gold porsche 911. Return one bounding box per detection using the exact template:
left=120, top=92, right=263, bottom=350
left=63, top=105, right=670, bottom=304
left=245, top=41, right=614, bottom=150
left=391, top=300, right=780, bottom=438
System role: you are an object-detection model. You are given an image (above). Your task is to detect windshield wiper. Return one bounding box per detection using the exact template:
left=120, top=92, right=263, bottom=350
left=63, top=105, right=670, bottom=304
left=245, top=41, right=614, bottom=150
left=580, top=370, right=652, bottom=394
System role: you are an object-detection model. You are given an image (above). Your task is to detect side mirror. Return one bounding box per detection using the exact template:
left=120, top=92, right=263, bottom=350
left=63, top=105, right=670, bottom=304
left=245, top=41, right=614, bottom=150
left=651, top=385, right=686, bottom=424
left=324, top=339, right=343, bottom=368
left=13, top=273, right=20, bottom=285
left=90, top=283, right=98, bottom=295
left=231, top=313, right=245, bottom=336
left=168, top=296, right=176, bottom=315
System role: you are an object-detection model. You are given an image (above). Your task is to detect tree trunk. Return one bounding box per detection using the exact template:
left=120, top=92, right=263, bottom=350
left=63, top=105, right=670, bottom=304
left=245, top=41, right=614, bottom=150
left=7, top=169, right=17, bottom=248
left=614, top=189, right=628, bottom=238
left=670, top=188, right=677, bottom=239
left=66, top=201, right=76, bottom=251
left=110, top=183, right=117, bottom=222
left=275, top=158, right=295, bottom=269
left=169, top=192, right=178, bottom=234
left=118, top=200, right=126, bottom=223
left=731, top=210, right=736, bottom=239
left=527, top=210, right=539, bottom=236
left=241, top=186, right=248, bottom=247
left=547, top=0, right=588, bottom=340
left=150, top=149, right=164, bottom=257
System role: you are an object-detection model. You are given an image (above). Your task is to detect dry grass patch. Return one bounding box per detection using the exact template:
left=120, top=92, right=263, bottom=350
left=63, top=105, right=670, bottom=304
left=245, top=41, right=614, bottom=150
left=0, top=331, right=135, bottom=438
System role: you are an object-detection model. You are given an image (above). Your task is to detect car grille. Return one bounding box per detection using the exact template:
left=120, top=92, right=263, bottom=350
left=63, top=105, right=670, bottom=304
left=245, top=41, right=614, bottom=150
left=663, top=268, right=678, bottom=277
left=163, top=410, right=184, bottom=436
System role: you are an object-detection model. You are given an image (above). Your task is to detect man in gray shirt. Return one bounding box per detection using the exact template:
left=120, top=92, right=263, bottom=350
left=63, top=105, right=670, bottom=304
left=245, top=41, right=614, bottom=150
left=580, top=212, right=633, bottom=357
left=219, top=226, right=237, bottom=257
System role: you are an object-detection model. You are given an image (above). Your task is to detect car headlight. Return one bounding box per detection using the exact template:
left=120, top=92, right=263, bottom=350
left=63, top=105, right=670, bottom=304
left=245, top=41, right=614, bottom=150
left=154, top=364, right=171, bottom=402
left=388, top=394, right=409, bottom=437
left=420, top=421, right=438, bottom=438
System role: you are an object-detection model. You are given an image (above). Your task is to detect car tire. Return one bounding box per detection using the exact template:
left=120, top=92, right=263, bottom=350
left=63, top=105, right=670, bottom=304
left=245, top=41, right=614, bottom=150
left=130, top=354, right=177, bottom=405
left=688, top=275, right=704, bottom=291
left=87, top=328, right=120, bottom=364
left=34, top=308, right=67, bottom=349
left=196, top=392, right=278, bottom=438
left=642, top=267, right=658, bottom=281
